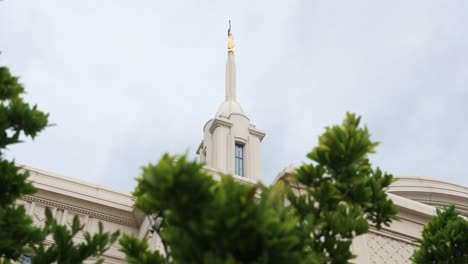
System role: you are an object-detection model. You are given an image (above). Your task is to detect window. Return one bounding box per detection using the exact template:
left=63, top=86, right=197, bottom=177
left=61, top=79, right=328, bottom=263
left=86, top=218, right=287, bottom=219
left=235, top=144, right=244, bottom=176
left=20, top=256, right=31, bottom=264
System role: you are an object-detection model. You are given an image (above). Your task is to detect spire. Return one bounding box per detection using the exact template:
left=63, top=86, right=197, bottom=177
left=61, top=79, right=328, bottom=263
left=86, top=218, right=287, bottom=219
left=215, top=21, right=245, bottom=118
left=226, top=21, right=236, bottom=101
left=197, top=23, right=265, bottom=181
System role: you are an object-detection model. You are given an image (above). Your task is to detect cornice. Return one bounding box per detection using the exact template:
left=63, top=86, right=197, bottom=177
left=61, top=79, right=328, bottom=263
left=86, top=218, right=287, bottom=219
left=19, top=166, right=135, bottom=211
left=389, top=177, right=468, bottom=198
left=209, top=118, right=233, bottom=133
left=23, top=165, right=132, bottom=199
left=196, top=140, right=204, bottom=155
left=392, top=176, right=468, bottom=191
left=22, top=195, right=138, bottom=228
left=389, top=177, right=468, bottom=215
left=369, top=227, right=419, bottom=246
left=248, top=127, right=266, bottom=141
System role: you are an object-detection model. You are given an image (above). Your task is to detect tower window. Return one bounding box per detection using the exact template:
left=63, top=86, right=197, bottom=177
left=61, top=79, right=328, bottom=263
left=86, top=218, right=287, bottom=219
left=235, top=144, right=244, bottom=176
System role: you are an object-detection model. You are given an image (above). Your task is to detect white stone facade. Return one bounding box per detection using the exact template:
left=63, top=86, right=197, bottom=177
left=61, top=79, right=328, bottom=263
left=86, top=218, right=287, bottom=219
left=20, top=165, right=468, bottom=263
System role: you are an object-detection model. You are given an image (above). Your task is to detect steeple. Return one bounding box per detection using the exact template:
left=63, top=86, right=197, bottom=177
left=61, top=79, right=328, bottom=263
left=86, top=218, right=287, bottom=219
left=217, top=22, right=246, bottom=118
left=197, top=23, right=265, bottom=181
left=225, top=34, right=236, bottom=101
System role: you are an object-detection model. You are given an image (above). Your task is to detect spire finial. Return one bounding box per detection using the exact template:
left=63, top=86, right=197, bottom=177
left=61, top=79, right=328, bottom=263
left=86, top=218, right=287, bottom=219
left=227, top=20, right=234, bottom=54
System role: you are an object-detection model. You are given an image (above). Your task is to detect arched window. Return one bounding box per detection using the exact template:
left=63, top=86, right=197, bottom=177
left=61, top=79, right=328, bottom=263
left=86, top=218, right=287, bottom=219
left=235, top=143, right=244, bottom=176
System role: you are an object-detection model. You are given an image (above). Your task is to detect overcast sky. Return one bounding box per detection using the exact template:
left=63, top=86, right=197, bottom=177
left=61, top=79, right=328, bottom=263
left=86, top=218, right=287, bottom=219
left=1, top=0, right=467, bottom=192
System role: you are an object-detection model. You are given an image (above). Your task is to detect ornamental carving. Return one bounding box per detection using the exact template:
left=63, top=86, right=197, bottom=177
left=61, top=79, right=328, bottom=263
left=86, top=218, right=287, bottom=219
left=21, top=195, right=137, bottom=228
left=33, top=206, right=46, bottom=225
left=367, top=233, right=416, bottom=264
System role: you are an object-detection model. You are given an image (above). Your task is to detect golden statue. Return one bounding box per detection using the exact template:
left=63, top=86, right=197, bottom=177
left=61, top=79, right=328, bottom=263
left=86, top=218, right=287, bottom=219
left=228, top=20, right=234, bottom=54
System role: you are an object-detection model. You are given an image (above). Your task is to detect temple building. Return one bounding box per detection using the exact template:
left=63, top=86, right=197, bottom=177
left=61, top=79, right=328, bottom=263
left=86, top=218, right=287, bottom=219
left=18, top=28, right=468, bottom=263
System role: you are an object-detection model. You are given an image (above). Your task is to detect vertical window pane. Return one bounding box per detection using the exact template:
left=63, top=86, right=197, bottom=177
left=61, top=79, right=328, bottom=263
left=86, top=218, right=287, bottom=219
left=235, top=145, right=243, bottom=158
left=235, top=144, right=244, bottom=176
left=20, top=256, right=31, bottom=264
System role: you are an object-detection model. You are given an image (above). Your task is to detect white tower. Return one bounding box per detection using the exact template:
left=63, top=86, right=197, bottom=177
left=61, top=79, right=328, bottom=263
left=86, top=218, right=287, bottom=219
left=197, top=23, right=265, bottom=181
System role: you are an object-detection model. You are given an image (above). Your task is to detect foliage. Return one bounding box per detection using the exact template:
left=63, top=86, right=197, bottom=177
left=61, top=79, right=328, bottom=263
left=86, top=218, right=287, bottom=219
left=31, top=208, right=120, bottom=264
left=411, top=205, right=468, bottom=264
left=0, top=66, right=399, bottom=264
left=0, top=66, right=118, bottom=263
left=120, top=113, right=397, bottom=264
left=121, top=154, right=313, bottom=263
left=0, top=66, right=48, bottom=261
left=287, top=112, right=398, bottom=263
left=120, top=234, right=166, bottom=264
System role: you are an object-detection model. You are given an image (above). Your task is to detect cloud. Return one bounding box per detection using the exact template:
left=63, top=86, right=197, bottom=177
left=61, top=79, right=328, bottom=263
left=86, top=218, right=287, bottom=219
left=1, top=0, right=467, bottom=191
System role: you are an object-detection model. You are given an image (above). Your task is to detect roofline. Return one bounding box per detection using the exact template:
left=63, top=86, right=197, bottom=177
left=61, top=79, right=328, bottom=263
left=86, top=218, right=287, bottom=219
left=20, top=165, right=135, bottom=211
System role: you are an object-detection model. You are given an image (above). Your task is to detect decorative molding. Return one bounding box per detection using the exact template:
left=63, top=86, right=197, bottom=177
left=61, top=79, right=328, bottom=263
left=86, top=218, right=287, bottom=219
left=234, top=136, right=247, bottom=145
left=61, top=210, right=69, bottom=225
left=196, top=140, right=204, bottom=154
left=21, top=195, right=137, bottom=228
left=19, top=165, right=136, bottom=212
left=388, top=177, right=468, bottom=216
left=367, top=233, right=416, bottom=264
left=391, top=176, right=468, bottom=193
left=369, top=228, right=419, bottom=246
left=414, top=199, right=468, bottom=215
left=33, top=205, right=46, bottom=225
left=248, top=127, right=266, bottom=141
left=209, top=118, right=232, bottom=133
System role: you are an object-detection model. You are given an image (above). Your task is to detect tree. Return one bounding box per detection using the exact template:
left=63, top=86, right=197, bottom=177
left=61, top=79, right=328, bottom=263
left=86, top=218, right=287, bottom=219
left=30, top=208, right=119, bottom=264
left=0, top=66, right=49, bottom=262
left=287, top=112, right=397, bottom=263
left=120, top=154, right=311, bottom=264
left=411, top=205, right=468, bottom=264
left=0, top=65, right=397, bottom=263
left=120, top=113, right=397, bottom=263
left=0, top=66, right=119, bottom=264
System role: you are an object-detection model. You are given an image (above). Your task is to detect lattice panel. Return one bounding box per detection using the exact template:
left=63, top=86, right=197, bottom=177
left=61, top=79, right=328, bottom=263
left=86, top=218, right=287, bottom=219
left=367, top=233, right=417, bottom=264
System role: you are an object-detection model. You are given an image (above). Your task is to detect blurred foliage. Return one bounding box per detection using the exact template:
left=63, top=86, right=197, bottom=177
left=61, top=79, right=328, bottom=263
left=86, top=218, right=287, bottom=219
left=0, top=66, right=49, bottom=261
left=0, top=66, right=117, bottom=264
left=123, top=154, right=312, bottom=263
left=121, top=113, right=397, bottom=263
left=0, top=64, right=400, bottom=263
left=412, top=205, right=468, bottom=264
left=31, top=208, right=119, bottom=264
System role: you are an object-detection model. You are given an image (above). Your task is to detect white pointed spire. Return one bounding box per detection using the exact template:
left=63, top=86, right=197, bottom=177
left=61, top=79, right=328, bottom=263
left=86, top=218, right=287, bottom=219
left=226, top=21, right=236, bottom=102
left=225, top=53, right=236, bottom=101
left=215, top=22, right=245, bottom=118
